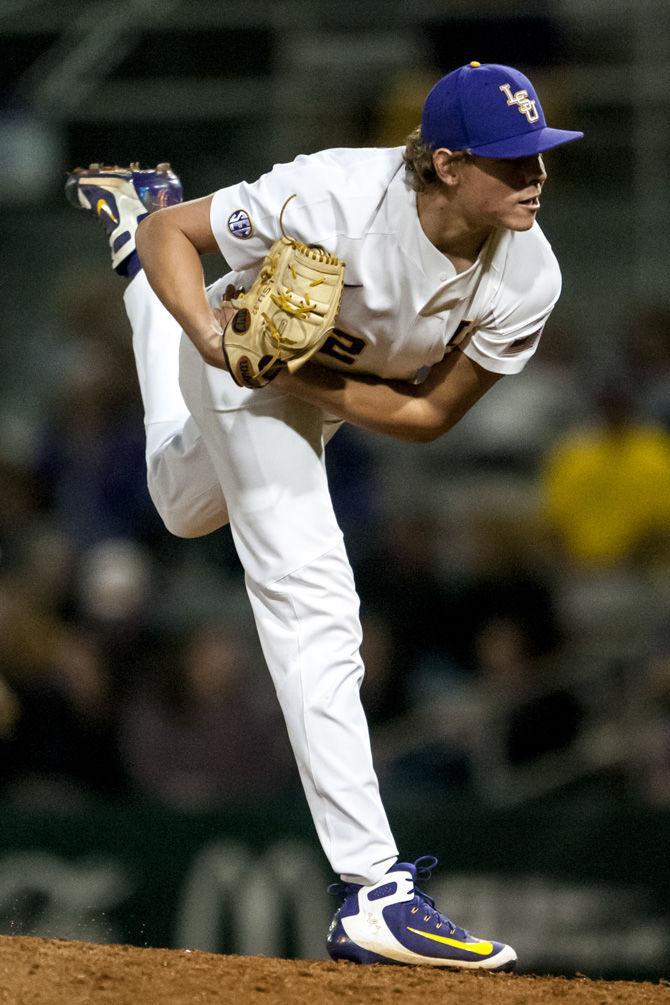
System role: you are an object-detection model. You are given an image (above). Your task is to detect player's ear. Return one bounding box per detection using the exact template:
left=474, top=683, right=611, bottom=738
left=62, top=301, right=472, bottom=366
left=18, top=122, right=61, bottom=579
left=432, top=149, right=467, bottom=187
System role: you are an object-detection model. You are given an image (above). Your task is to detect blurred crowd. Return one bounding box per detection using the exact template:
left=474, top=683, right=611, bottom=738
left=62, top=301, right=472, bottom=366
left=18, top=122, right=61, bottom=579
left=0, top=270, right=669, bottom=816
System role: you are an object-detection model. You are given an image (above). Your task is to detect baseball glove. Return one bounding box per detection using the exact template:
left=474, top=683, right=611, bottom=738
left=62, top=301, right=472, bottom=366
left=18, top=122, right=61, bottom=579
left=222, top=195, right=346, bottom=388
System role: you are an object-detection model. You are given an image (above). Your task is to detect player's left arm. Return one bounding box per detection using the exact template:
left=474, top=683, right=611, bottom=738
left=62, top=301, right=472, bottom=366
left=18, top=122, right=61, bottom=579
left=272, top=350, right=502, bottom=442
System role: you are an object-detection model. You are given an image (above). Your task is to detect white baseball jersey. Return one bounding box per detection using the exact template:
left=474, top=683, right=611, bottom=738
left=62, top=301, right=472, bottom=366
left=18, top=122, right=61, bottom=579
left=125, top=146, right=565, bottom=889
left=209, top=146, right=561, bottom=382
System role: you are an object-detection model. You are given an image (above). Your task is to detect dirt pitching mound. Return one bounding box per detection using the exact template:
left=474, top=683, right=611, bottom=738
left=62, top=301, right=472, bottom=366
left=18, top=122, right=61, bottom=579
left=0, top=936, right=667, bottom=1004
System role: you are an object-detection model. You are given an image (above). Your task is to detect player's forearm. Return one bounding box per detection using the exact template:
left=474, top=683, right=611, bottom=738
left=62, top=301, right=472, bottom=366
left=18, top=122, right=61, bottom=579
left=277, top=351, right=501, bottom=442
left=276, top=364, right=445, bottom=442
left=136, top=211, right=224, bottom=368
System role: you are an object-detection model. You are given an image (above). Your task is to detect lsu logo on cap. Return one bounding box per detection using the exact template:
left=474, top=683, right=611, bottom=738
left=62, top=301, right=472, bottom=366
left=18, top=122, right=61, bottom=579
left=499, top=83, right=539, bottom=123
left=228, top=209, right=253, bottom=239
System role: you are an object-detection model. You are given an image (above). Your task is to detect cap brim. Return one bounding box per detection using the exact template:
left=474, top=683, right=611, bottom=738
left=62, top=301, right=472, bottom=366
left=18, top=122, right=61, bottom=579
left=469, top=127, right=584, bottom=159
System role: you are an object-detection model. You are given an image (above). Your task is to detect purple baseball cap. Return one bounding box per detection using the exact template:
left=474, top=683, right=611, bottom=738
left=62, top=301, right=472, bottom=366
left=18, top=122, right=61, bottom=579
left=421, top=61, right=583, bottom=158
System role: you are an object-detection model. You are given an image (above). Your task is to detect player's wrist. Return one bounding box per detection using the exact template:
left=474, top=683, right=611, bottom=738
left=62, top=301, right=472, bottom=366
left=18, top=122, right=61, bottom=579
left=272, top=368, right=293, bottom=391
left=186, top=318, right=226, bottom=369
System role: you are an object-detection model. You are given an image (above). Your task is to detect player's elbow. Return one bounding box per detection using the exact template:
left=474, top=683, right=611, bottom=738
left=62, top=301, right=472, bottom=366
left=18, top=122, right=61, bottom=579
left=409, top=424, right=446, bottom=444
left=404, top=404, right=453, bottom=443
left=401, top=424, right=438, bottom=443
left=135, top=210, right=163, bottom=258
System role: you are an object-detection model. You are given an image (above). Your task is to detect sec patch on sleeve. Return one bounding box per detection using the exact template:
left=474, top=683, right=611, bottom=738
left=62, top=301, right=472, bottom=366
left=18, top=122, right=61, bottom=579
left=228, top=209, right=253, bottom=239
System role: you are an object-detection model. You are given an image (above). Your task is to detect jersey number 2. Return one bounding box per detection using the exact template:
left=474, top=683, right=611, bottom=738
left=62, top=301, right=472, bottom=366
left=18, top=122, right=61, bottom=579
left=319, top=330, right=366, bottom=365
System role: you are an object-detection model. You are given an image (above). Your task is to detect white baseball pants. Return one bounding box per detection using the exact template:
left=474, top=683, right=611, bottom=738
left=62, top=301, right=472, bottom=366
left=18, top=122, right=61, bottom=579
left=124, top=271, right=398, bottom=885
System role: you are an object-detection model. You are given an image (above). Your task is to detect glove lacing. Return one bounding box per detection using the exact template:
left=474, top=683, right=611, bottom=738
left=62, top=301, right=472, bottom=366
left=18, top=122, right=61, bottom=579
left=224, top=194, right=345, bottom=384
left=244, top=194, right=339, bottom=352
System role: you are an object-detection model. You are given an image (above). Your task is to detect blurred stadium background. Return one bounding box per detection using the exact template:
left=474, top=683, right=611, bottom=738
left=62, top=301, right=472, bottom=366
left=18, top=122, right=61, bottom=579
left=1, top=0, right=669, bottom=981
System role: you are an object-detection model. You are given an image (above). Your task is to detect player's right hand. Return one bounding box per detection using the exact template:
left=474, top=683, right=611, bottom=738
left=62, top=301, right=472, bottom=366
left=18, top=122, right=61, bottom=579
left=213, top=284, right=244, bottom=335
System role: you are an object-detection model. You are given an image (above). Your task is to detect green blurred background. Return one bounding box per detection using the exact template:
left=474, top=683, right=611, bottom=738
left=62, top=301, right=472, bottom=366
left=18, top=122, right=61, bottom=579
left=0, top=0, right=669, bottom=981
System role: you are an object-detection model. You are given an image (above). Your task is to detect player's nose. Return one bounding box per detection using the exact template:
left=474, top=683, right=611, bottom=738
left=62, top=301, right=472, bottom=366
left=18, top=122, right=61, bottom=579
left=519, top=154, right=546, bottom=186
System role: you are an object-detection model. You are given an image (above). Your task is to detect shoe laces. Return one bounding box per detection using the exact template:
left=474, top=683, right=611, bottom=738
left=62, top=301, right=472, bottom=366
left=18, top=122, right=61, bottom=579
left=327, top=880, right=360, bottom=898
left=328, top=855, right=464, bottom=937
left=411, top=856, right=463, bottom=937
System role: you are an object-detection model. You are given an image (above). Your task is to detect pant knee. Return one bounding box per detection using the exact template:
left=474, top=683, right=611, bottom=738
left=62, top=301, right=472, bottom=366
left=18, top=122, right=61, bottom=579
left=147, top=471, right=228, bottom=539
left=158, top=510, right=209, bottom=539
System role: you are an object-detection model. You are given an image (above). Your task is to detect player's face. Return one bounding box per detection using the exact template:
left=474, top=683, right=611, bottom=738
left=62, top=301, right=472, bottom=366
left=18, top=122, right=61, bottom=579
left=456, top=153, right=547, bottom=232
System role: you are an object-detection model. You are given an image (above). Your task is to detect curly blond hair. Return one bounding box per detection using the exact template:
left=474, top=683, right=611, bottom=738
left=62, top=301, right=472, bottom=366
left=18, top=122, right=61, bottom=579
left=402, top=127, right=437, bottom=191
left=403, top=127, right=471, bottom=191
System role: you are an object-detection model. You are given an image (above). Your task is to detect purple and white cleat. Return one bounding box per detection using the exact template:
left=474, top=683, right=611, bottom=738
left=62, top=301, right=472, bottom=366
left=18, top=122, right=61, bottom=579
left=327, top=856, right=516, bottom=971
left=65, top=162, right=183, bottom=274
